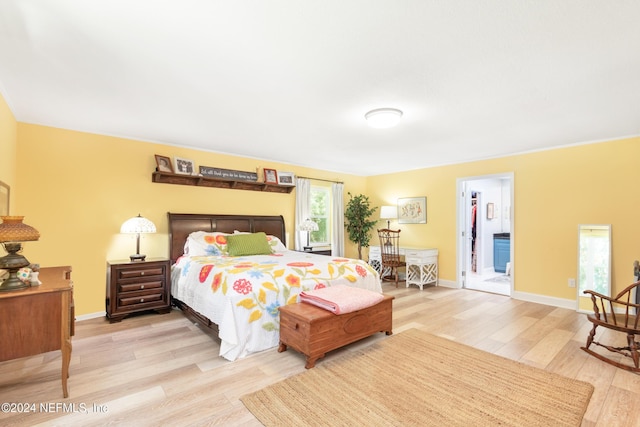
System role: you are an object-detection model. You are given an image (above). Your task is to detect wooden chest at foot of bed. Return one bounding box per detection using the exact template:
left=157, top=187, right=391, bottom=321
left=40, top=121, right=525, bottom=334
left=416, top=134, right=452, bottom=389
left=278, top=294, right=393, bottom=368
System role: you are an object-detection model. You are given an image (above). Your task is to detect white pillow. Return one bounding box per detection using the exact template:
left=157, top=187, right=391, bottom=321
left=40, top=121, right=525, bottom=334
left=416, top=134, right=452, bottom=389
left=185, top=231, right=230, bottom=256
left=266, top=235, right=288, bottom=252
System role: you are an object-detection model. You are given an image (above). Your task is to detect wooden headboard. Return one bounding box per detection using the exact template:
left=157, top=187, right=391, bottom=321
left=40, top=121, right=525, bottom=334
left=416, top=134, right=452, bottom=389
left=168, top=213, right=286, bottom=264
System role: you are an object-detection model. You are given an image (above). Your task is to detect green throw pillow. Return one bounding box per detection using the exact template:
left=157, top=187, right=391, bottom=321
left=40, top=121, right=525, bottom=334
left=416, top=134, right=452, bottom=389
left=226, top=232, right=273, bottom=256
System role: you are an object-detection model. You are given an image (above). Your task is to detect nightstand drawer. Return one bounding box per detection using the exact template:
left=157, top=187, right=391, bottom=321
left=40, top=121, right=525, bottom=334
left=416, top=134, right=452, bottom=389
left=119, top=280, right=164, bottom=293
left=117, top=266, right=165, bottom=280
left=118, top=290, right=164, bottom=307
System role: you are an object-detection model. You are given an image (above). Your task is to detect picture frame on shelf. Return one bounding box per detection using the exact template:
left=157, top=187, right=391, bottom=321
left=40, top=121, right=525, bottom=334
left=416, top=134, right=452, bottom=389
left=276, top=171, right=295, bottom=186
left=397, top=197, right=427, bottom=224
left=155, top=155, right=174, bottom=173
left=263, top=168, right=278, bottom=184
left=174, top=157, right=195, bottom=175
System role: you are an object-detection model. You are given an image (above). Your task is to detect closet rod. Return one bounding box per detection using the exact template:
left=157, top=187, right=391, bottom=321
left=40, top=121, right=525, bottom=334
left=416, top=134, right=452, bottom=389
left=297, top=175, right=344, bottom=185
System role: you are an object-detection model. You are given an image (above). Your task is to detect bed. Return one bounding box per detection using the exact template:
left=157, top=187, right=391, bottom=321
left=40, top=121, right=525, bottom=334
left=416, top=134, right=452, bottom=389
left=168, top=213, right=382, bottom=361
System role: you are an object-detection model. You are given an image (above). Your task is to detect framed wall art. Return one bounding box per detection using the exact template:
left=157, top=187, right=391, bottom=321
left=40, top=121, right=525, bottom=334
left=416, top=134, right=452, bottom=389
left=174, top=157, right=195, bottom=175
left=397, top=197, right=426, bottom=224
left=155, top=155, right=174, bottom=173
left=0, top=180, right=9, bottom=216
left=276, top=171, right=295, bottom=186
left=263, top=168, right=278, bottom=184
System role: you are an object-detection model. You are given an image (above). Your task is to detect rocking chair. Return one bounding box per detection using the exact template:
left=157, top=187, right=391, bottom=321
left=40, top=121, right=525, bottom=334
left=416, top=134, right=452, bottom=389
left=377, top=229, right=406, bottom=288
left=581, top=281, right=640, bottom=373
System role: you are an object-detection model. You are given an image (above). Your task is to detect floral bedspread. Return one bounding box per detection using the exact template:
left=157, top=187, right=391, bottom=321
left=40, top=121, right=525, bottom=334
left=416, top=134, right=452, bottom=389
left=171, top=250, right=381, bottom=361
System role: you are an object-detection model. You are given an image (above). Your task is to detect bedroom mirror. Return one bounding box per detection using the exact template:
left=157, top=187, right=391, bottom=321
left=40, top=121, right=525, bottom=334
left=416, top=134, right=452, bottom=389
left=577, top=224, right=611, bottom=312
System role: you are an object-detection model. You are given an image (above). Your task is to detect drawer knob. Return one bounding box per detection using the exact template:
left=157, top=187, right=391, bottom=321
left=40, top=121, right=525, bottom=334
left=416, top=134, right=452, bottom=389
left=140, top=298, right=145, bottom=303
left=140, top=285, right=145, bottom=289
left=140, top=272, right=145, bottom=276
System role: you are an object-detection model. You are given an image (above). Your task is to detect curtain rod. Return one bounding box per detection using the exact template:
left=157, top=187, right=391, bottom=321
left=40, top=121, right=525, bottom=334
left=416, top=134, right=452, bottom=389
left=298, top=175, right=344, bottom=185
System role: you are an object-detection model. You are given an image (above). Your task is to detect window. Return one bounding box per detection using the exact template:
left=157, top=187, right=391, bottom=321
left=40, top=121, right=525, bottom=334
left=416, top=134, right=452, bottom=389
left=309, top=185, right=331, bottom=245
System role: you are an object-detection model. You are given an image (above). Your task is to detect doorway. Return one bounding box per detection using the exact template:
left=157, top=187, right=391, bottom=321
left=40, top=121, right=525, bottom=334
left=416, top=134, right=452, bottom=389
left=456, top=173, right=514, bottom=296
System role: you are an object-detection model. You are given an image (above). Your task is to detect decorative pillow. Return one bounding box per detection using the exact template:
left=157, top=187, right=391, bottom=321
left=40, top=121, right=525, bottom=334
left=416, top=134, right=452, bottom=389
left=226, top=232, right=273, bottom=256
left=235, top=230, right=287, bottom=252
left=185, top=231, right=229, bottom=256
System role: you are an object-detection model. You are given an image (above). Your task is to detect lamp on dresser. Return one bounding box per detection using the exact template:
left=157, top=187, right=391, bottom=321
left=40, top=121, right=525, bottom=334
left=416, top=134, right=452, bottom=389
left=120, top=214, right=156, bottom=261
left=0, top=216, right=40, bottom=292
left=298, top=219, right=319, bottom=252
left=380, top=205, right=398, bottom=229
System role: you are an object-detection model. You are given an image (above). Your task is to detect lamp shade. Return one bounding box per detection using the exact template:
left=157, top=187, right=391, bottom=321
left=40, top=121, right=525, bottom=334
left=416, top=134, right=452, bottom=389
left=365, top=108, right=403, bottom=129
left=297, top=219, right=319, bottom=232
left=380, top=206, right=398, bottom=220
left=120, top=214, right=157, bottom=234
left=0, top=216, right=39, bottom=292
left=0, top=216, right=40, bottom=242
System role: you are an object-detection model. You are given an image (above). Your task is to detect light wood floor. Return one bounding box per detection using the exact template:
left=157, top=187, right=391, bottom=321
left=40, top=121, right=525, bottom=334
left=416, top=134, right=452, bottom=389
left=1, top=282, right=639, bottom=426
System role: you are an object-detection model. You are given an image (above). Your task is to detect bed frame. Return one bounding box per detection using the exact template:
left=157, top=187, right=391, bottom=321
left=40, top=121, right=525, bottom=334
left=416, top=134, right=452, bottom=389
left=167, top=213, right=286, bottom=332
left=168, top=212, right=286, bottom=264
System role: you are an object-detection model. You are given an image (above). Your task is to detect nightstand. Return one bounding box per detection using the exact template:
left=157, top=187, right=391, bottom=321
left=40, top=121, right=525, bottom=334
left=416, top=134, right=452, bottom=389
left=106, top=258, right=171, bottom=322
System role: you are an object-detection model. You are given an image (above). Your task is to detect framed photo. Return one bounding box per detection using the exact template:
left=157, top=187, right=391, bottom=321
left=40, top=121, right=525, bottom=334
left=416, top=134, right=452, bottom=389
left=398, top=197, right=427, bottom=224
left=174, top=157, right=195, bottom=175
left=155, top=155, right=173, bottom=173
left=0, top=180, right=9, bottom=216
left=486, top=202, right=495, bottom=219
left=263, top=168, right=278, bottom=184
left=276, top=171, right=295, bottom=186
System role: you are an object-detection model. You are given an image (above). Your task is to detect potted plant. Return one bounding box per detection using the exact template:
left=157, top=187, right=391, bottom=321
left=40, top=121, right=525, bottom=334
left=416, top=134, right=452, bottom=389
left=344, top=192, right=378, bottom=260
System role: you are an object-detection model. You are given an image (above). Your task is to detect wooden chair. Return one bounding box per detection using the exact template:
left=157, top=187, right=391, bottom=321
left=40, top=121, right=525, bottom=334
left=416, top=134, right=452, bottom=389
left=581, top=281, right=640, bottom=372
left=377, top=229, right=406, bottom=288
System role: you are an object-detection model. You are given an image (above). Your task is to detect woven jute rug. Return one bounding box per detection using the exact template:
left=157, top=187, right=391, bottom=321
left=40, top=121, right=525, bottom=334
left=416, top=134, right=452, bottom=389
left=241, top=328, right=594, bottom=426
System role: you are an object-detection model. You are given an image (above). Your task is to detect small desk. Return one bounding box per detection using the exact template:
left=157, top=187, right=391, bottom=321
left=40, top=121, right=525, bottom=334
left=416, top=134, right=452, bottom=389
left=0, top=266, right=74, bottom=397
left=369, top=246, right=438, bottom=290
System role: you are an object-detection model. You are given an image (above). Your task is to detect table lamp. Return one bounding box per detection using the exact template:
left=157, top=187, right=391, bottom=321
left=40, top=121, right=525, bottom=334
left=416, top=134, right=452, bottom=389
left=297, top=219, right=319, bottom=252
left=120, top=214, right=156, bottom=261
left=0, top=216, right=40, bottom=292
left=380, top=205, right=397, bottom=229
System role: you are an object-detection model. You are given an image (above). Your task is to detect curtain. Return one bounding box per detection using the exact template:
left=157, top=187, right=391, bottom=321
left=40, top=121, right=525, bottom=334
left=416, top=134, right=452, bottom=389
left=294, top=177, right=311, bottom=251
left=332, top=182, right=345, bottom=256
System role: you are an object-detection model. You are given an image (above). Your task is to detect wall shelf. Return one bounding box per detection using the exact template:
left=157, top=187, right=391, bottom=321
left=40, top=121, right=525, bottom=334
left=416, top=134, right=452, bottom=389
left=152, top=172, right=294, bottom=194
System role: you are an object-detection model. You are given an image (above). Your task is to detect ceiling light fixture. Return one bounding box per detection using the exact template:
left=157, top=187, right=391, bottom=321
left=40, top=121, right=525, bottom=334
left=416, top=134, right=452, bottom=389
left=365, top=108, right=403, bottom=129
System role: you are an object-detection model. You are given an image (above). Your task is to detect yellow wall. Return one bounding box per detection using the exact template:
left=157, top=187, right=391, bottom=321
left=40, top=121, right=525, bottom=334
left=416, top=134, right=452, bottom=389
left=367, top=137, right=640, bottom=301
left=14, top=123, right=367, bottom=316
left=4, top=84, right=639, bottom=315
left=0, top=91, right=17, bottom=206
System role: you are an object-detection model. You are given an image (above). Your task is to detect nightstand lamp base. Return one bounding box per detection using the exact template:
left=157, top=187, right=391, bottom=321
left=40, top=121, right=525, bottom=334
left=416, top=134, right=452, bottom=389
left=129, top=254, right=147, bottom=262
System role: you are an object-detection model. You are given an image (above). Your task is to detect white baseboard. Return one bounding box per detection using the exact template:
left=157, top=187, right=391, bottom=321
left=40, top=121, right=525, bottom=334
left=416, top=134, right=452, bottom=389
left=437, top=278, right=459, bottom=289
left=439, top=279, right=577, bottom=310
left=75, top=311, right=106, bottom=322
left=511, top=290, right=575, bottom=310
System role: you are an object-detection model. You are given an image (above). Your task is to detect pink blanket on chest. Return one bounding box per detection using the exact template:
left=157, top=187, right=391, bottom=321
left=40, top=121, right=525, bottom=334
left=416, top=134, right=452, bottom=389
left=299, top=285, right=385, bottom=314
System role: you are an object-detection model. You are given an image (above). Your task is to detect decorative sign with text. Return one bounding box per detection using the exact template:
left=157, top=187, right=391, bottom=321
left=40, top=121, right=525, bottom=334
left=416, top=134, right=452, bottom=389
left=199, top=166, right=258, bottom=181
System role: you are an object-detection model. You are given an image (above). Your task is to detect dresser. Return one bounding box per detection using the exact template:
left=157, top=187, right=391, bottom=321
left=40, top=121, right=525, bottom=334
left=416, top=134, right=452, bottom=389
left=369, top=246, right=438, bottom=290
left=106, top=258, right=171, bottom=322
left=0, top=266, right=74, bottom=398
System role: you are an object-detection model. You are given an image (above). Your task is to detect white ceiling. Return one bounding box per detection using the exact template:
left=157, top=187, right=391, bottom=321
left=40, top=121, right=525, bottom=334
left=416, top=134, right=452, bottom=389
left=1, top=1, right=639, bottom=176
